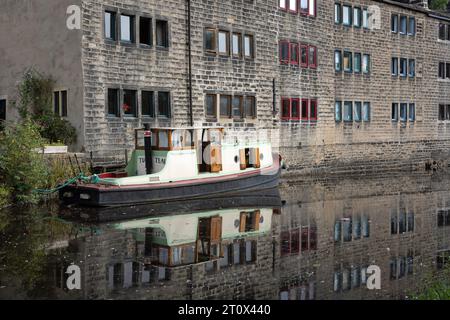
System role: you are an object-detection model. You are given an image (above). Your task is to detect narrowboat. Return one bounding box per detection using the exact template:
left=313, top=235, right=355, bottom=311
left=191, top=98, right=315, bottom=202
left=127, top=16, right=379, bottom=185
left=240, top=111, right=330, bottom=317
left=60, top=127, right=283, bottom=207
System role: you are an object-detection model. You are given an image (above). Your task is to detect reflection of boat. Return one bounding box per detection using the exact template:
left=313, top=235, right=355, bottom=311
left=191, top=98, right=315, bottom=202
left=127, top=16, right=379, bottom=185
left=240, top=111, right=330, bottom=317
left=60, top=127, right=282, bottom=207
left=59, top=187, right=282, bottom=222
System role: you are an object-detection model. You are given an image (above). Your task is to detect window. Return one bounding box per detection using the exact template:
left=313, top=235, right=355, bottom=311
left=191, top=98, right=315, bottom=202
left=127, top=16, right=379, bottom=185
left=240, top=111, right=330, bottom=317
left=123, top=90, right=137, bottom=117
left=290, top=43, right=299, bottom=65
left=343, top=5, right=352, bottom=26
left=362, top=102, right=370, bottom=122
left=408, top=17, right=415, bottom=36
left=158, top=91, right=170, bottom=117
left=218, top=31, right=230, bottom=56
left=447, top=63, right=450, bottom=79
left=280, top=41, right=289, bottom=64
left=343, top=51, right=352, bottom=72
left=205, top=28, right=216, bottom=52
left=220, top=95, right=232, bottom=118
left=107, top=89, right=119, bottom=117
left=439, top=62, right=445, bottom=79
left=301, top=99, right=308, bottom=120
left=289, top=0, right=298, bottom=13
left=308, top=0, right=316, bottom=16
left=353, top=7, right=361, bottom=28
left=205, top=94, right=217, bottom=118
left=245, top=96, right=256, bottom=118
left=391, top=14, right=398, bottom=33
left=362, top=54, right=370, bottom=74
left=392, top=103, right=399, bottom=121
left=0, top=99, right=5, bottom=121
left=301, top=44, right=308, bottom=67
left=156, top=20, right=169, bottom=48
left=354, top=102, right=362, bottom=122
left=310, top=99, right=317, bottom=120
left=142, top=91, right=154, bottom=117
left=439, top=23, right=447, bottom=40
left=343, top=101, right=353, bottom=122
left=291, top=99, right=300, bottom=120
left=53, top=91, right=60, bottom=115
left=392, top=57, right=398, bottom=76
left=140, top=17, right=152, bottom=46
left=120, top=14, right=135, bottom=43
left=279, top=0, right=286, bottom=10
left=232, top=33, right=242, bottom=57
left=335, top=50, right=342, bottom=72
left=400, top=58, right=407, bottom=77
left=399, top=15, right=407, bottom=35
left=439, top=104, right=447, bottom=120
left=335, top=101, right=342, bottom=122
left=400, top=103, right=407, bottom=122
left=244, top=35, right=254, bottom=58
left=300, top=0, right=307, bottom=14
left=61, top=91, right=68, bottom=117
left=408, top=59, right=415, bottom=78
left=335, top=3, right=341, bottom=24
left=232, top=95, right=243, bottom=118
left=354, top=53, right=361, bottom=73
left=362, top=8, right=369, bottom=29
left=409, top=103, right=415, bottom=122
left=105, top=11, right=117, bottom=40
left=308, top=45, right=317, bottom=68
left=281, top=98, right=291, bottom=120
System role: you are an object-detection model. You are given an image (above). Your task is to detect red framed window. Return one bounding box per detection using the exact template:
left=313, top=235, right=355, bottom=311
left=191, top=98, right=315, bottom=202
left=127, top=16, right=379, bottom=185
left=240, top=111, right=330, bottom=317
left=281, top=98, right=291, bottom=119
left=290, top=42, right=299, bottom=65
left=281, top=231, right=290, bottom=256
left=301, top=99, right=309, bottom=120
left=291, top=98, right=300, bottom=120
left=310, top=99, right=318, bottom=120
left=290, top=228, right=300, bottom=254
left=308, top=45, right=317, bottom=69
left=288, top=0, right=298, bottom=13
left=279, top=0, right=287, bottom=11
left=279, top=41, right=289, bottom=64
left=300, top=0, right=309, bottom=15
left=308, top=0, right=317, bottom=17
left=300, top=44, right=308, bottom=68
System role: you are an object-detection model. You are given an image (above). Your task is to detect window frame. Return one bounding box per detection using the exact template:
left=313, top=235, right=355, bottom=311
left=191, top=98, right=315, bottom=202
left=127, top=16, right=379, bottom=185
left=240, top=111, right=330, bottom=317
left=219, top=94, right=232, bottom=118
left=232, top=95, right=244, bottom=119
left=399, top=15, right=407, bottom=35
left=362, top=102, right=371, bottom=122
left=400, top=103, right=408, bottom=122
left=279, top=40, right=290, bottom=64
left=301, top=99, right=309, bottom=121
left=392, top=103, right=399, bottom=122
left=392, top=57, right=399, bottom=77
left=204, top=28, right=217, bottom=54
left=335, top=101, right=342, bottom=122
left=354, top=101, right=362, bottom=122
left=205, top=94, right=217, bottom=119
left=335, top=50, right=342, bottom=72
left=308, top=45, right=317, bottom=69
left=119, top=14, right=135, bottom=44
left=232, top=32, right=242, bottom=58
left=301, top=44, right=309, bottom=68
left=244, top=95, right=257, bottom=119
left=218, top=30, right=230, bottom=56
left=281, top=98, right=291, bottom=120
left=335, top=3, right=342, bottom=24
left=157, top=91, right=171, bottom=118
left=353, top=7, right=362, bottom=28
left=362, top=54, right=370, bottom=74
left=408, top=103, right=415, bottom=122
left=300, top=0, right=308, bottom=15
left=342, top=5, right=352, bottom=27
left=354, top=52, right=362, bottom=74
left=362, top=8, right=369, bottom=29
left=139, top=16, right=152, bottom=47
left=122, top=89, right=138, bottom=118
left=399, top=58, right=408, bottom=78
left=408, top=59, right=415, bottom=78
left=408, top=17, right=416, bottom=36
left=289, top=0, right=299, bottom=14
left=107, top=88, right=120, bottom=117
left=343, top=101, right=353, bottom=122
left=279, top=0, right=287, bottom=11
left=290, top=42, right=299, bottom=66
left=141, top=90, right=155, bottom=118
left=155, top=19, right=169, bottom=48
left=343, top=51, right=353, bottom=73
left=310, top=99, right=318, bottom=121
left=244, top=34, right=254, bottom=59
left=391, top=14, right=399, bottom=33
left=104, top=11, right=117, bottom=41
left=291, top=98, right=300, bottom=121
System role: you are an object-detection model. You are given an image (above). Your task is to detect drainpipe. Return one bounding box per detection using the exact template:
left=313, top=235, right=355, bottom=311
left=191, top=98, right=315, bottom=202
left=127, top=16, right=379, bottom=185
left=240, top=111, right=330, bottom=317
left=187, top=0, right=194, bottom=127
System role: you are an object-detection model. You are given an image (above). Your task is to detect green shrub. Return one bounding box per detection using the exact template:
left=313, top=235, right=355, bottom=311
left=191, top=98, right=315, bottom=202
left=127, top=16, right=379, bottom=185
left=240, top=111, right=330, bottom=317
left=16, top=68, right=77, bottom=146
left=430, top=0, right=449, bottom=10
left=0, top=120, right=47, bottom=204
left=0, top=185, right=11, bottom=208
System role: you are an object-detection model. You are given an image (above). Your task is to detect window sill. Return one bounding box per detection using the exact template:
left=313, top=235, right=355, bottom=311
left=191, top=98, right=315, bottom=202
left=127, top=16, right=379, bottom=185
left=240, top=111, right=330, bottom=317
left=104, top=39, right=118, bottom=46
left=156, top=46, right=170, bottom=51
left=139, top=44, right=153, bottom=50
left=123, top=116, right=139, bottom=121
left=120, top=41, right=137, bottom=47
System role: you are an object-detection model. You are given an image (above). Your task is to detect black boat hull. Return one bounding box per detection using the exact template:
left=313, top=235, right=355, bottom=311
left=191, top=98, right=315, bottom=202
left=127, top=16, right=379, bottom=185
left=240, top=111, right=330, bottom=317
left=59, top=163, right=281, bottom=207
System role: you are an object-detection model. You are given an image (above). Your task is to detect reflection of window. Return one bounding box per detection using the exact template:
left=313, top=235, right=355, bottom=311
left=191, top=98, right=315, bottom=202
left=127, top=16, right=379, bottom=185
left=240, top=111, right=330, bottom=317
left=239, top=210, right=260, bottom=232
left=438, top=210, right=450, bottom=227
left=245, top=241, right=257, bottom=263
left=391, top=209, right=414, bottom=234
left=159, top=248, right=169, bottom=265
left=335, top=215, right=370, bottom=242
left=334, top=264, right=368, bottom=293
left=233, top=242, right=241, bottom=265
left=220, top=244, right=231, bottom=268
left=390, top=252, right=414, bottom=280
left=281, top=224, right=317, bottom=255
left=158, top=131, right=169, bottom=148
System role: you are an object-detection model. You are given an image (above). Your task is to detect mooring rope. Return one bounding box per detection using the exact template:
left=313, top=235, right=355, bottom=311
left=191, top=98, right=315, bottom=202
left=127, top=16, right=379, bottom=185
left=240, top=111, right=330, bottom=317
left=33, top=172, right=100, bottom=194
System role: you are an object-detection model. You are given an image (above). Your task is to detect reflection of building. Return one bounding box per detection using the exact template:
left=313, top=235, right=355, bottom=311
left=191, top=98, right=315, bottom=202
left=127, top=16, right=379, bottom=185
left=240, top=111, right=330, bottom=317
left=6, top=173, right=450, bottom=299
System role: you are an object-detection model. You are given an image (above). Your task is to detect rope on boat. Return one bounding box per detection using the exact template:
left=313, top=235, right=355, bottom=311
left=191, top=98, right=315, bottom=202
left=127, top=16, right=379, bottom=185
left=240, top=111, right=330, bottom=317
left=33, top=172, right=100, bottom=194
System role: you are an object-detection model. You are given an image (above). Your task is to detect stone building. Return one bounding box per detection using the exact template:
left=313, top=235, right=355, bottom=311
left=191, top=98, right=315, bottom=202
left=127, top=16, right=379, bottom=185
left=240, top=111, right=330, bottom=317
left=1, top=0, right=450, bottom=172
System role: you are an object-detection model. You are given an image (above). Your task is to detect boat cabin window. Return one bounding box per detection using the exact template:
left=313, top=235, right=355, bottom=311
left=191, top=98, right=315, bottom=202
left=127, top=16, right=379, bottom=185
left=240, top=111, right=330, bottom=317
left=239, top=148, right=261, bottom=170
left=239, top=210, right=261, bottom=232
left=200, top=128, right=224, bottom=173
left=135, top=128, right=195, bottom=151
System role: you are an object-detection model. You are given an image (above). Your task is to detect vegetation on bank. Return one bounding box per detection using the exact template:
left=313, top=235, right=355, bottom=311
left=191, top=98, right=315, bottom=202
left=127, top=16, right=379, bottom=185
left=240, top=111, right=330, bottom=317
left=0, top=69, right=82, bottom=207
left=411, top=264, right=450, bottom=300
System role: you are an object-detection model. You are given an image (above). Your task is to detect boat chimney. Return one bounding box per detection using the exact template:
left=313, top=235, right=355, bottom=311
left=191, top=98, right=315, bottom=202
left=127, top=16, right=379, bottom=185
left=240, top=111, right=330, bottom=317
left=144, top=124, right=153, bottom=174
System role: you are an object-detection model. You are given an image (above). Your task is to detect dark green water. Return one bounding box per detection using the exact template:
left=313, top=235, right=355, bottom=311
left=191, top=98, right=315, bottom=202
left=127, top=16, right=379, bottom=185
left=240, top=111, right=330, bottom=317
left=1, top=172, right=449, bottom=300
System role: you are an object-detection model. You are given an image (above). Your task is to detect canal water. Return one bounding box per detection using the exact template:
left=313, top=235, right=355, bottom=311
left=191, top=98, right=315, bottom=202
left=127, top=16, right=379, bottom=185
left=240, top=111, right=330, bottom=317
left=1, top=172, right=449, bottom=300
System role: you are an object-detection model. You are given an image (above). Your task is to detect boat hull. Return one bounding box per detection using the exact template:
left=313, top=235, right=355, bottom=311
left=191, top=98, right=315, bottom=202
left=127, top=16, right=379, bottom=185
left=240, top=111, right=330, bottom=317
left=59, top=157, right=281, bottom=207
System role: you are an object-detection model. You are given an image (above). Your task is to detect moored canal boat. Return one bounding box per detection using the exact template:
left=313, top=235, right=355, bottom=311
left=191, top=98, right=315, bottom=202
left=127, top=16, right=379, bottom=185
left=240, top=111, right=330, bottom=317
left=60, top=127, right=283, bottom=207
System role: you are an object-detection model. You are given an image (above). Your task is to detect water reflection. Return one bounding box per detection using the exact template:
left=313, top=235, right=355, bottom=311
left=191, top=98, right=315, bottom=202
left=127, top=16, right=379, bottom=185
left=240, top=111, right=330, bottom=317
left=1, top=173, right=450, bottom=300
